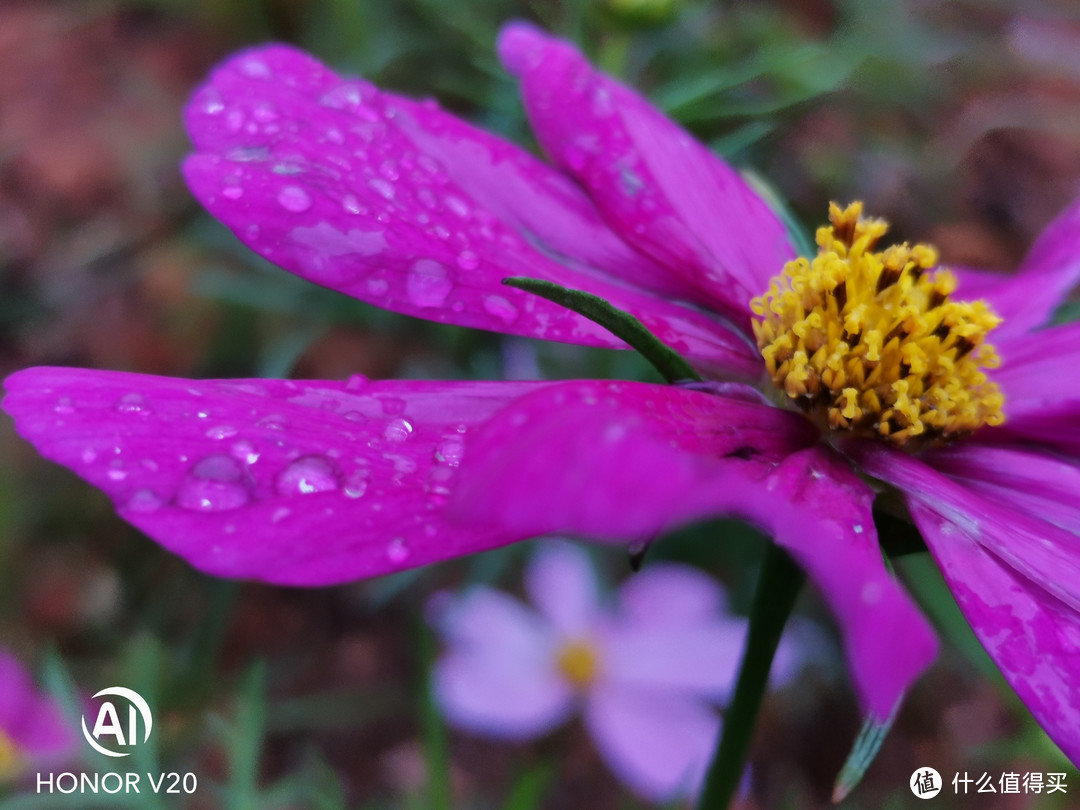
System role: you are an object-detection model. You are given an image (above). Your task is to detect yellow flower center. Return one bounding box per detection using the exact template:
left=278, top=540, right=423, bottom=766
left=750, top=202, right=1005, bottom=447
left=0, top=728, right=25, bottom=782
left=555, top=639, right=599, bottom=688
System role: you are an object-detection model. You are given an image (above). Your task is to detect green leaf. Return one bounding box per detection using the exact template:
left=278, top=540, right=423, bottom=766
left=500, top=764, right=553, bottom=810
left=502, top=277, right=702, bottom=384
left=831, top=703, right=900, bottom=803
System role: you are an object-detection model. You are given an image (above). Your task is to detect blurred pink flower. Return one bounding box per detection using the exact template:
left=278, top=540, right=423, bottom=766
left=0, top=651, right=77, bottom=780
left=3, top=23, right=1080, bottom=765
left=432, top=541, right=797, bottom=801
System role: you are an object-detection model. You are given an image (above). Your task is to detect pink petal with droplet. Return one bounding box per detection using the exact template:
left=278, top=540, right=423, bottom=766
left=499, top=23, right=795, bottom=328
left=184, top=44, right=760, bottom=377
left=3, top=367, right=548, bottom=585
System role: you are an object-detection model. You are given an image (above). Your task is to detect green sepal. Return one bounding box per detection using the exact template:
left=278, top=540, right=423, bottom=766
left=832, top=701, right=901, bottom=803
left=502, top=277, right=702, bottom=384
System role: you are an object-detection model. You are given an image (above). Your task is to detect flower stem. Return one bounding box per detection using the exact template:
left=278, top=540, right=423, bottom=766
left=696, top=543, right=804, bottom=809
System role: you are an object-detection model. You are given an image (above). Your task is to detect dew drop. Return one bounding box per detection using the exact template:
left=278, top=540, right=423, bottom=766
left=257, top=414, right=288, bottom=431
left=275, top=455, right=341, bottom=496
left=346, top=374, right=369, bottom=391
left=277, top=185, right=312, bottom=213
left=81, top=448, right=98, bottom=464
left=207, top=425, right=238, bottom=440
left=482, top=295, right=519, bottom=323
left=272, top=507, right=292, bottom=523
left=240, top=59, right=271, bottom=78
left=434, top=437, right=464, bottom=467
left=230, top=439, right=260, bottom=464
left=367, top=177, right=395, bottom=200
left=406, top=260, right=452, bottom=308
left=383, top=418, right=413, bottom=442
left=386, top=537, right=409, bottom=564
left=366, top=278, right=389, bottom=296
left=114, top=393, right=147, bottom=414
left=380, top=397, right=407, bottom=416
left=342, top=194, right=363, bottom=214
left=344, top=469, right=370, bottom=498
left=456, top=250, right=479, bottom=270
left=445, top=195, right=470, bottom=218
left=222, top=185, right=244, bottom=200
left=201, top=92, right=224, bottom=115
left=176, top=454, right=252, bottom=512
left=126, top=490, right=162, bottom=513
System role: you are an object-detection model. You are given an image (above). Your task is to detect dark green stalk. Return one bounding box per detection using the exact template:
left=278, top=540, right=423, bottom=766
left=697, top=543, right=804, bottom=809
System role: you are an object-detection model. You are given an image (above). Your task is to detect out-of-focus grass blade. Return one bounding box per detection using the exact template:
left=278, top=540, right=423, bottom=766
left=210, top=660, right=268, bottom=810
left=500, top=764, right=553, bottom=810
left=417, top=620, right=452, bottom=810
left=831, top=704, right=899, bottom=803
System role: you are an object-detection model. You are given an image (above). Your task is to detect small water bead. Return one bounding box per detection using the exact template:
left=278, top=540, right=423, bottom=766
left=379, top=160, right=400, bottom=181
left=257, top=414, right=288, bottom=431
left=342, top=195, right=363, bottom=215
left=115, top=394, right=146, bottom=414
left=201, top=91, right=224, bottom=115
left=126, top=490, right=162, bottom=513
left=106, top=466, right=128, bottom=482
left=366, top=278, right=389, bottom=297
left=230, top=439, right=260, bottom=465
left=482, top=295, right=519, bottom=324
left=275, top=455, right=341, bottom=496
left=222, top=185, right=243, bottom=200
left=239, top=59, right=272, bottom=79
left=456, top=250, right=479, bottom=271
left=434, top=438, right=464, bottom=467
left=252, top=102, right=278, bottom=122
left=344, top=469, right=370, bottom=498
left=380, top=397, right=407, bottom=416
left=406, top=260, right=452, bottom=307
left=81, top=448, right=98, bottom=464
left=277, top=185, right=312, bottom=213
left=445, top=196, right=470, bottom=218
left=272, top=507, right=291, bottom=523
left=206, top=425, right=238, bottom=440
left=383, top=418, right=413, bottom=442
left=386, top=537, right=409, bottom=564
left=176, top=454, right=252, bottom=512
left=345, top=374, right=369, bottom=391
left=367, top=177, right=395, bottom=200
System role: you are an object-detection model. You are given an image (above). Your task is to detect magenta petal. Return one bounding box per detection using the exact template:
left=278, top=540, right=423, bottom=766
left=3, top=367, right=551, bottom=585
left=926, top=444, right=1080, bottom=533
left=954, top=195, right=1080, bottom=340
left=184, top=45, right=760, bottom=377
left=985, top=321, right=1080, bottom=452
left=0, top=652, right=76, bottom=759
left=499, top=23, right=795, bottom=327
left=433, top=588, right=573, bottom=739
left=452, top=381, right=936, bottom=716
left=585, top=684, right=719, bottom=801
left=857, top=445, right=1080, bottom=764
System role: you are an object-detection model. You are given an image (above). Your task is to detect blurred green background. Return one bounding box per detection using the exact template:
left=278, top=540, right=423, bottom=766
left=2, top=0, right=1080, bottom=807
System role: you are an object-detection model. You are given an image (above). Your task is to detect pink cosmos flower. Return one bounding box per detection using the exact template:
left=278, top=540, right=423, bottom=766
left=432, top=541, right=800, bottom=801
left=4, top=23, right=1080, bottom=766
left=0, top=650, right=78, bottom=780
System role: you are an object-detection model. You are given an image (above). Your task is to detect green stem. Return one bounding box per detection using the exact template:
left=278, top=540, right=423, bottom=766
left=696, top=543, right=805, bottom=809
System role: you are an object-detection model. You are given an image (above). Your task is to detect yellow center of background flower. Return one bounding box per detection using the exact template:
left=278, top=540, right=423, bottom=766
left=750, top=202, right=1005, bottom=446
left=0, top=728, right=24, bottom=782
left=556, top=639, right=599, bottom=688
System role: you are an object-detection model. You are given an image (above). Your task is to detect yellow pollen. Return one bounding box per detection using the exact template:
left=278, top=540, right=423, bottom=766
left=556, top=639, right=599, bottom=688
left=0, top=728, right=25, bottom=782
left=750, top=202, right=1005, bottom=446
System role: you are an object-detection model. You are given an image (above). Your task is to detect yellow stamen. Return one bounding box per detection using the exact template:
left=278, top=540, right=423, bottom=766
left=750, top=202, right=1005, bottom=446
left=555, top=639, right=599, bottom=688
left=0, top=728, right=25, bottom=782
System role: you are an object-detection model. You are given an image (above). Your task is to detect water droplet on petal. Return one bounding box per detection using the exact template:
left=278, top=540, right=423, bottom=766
left=367, top=177, right=395, bottom=200
left=114, top=393, right=147, bottom=414
left=223, top=185, right=244, bottom=200
left=344, top=469, right=370, bottom=498
left=380, top=397, right=407, bottom=416
left=434, top=437, right=465, bottom=467
left=445, top=195, right=470, bottom=218
left=482, top=295, right=519, bottom=323
left=386, top=537, right=409, bottom=563
left=275, top=455, right=341, bottom=496
left=207, top=425, right=238, bottom=440
left=342, top=194, right=362, bottom=214
left=406, top=260, right=452, bottom=308
left=272, top=507, right=292, bottom=523
left=230, top=439, right=260, bottom=464
left=81, top=448, right=98, bottom=464
left=456, top=250, right=479, bottom=270
left=176, top=454, right=252, bottom=512
left=257, top=414, right=288, bottom=431
left=277, top=185, right=312, bottom=213
left=201, top=91, right=224, bottom=115
left=383, top=418, right=413, bottom=442
left=346, top=374, right=369, bottom=391
left=240, top=59, right=272, bottom=78
left=126, top=490, right=162, bottom=513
